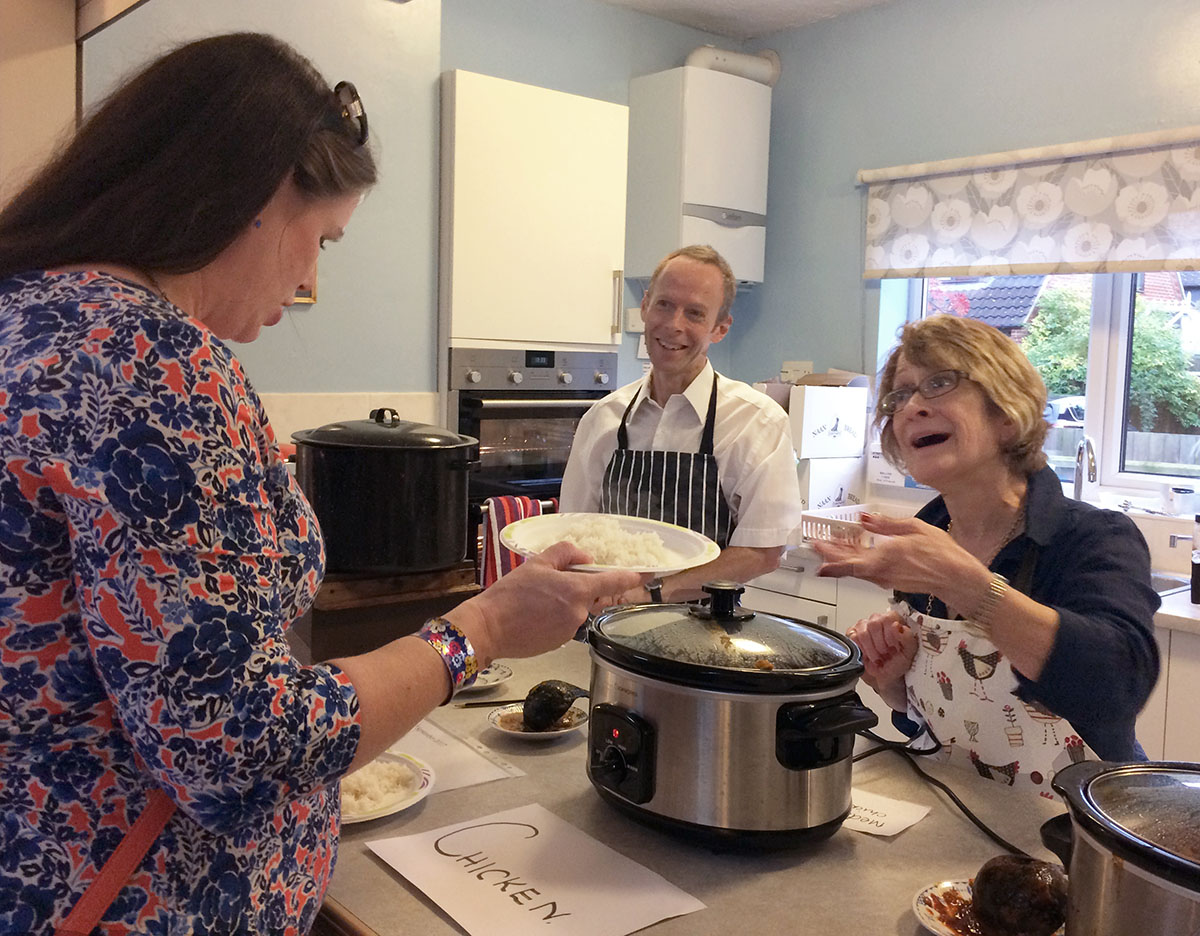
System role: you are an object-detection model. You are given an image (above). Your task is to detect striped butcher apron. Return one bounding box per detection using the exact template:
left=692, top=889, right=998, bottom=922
left=899, top=544, right=1096, bottom=798
left=599, top=373, right=734, bottom=548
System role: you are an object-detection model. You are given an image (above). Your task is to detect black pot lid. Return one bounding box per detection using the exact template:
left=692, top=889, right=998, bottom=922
left=588, top=582, right=862, bottom=693
left=1054, top=760, right=1200, bottom=891
left=291, top=408, right=478, bottom=450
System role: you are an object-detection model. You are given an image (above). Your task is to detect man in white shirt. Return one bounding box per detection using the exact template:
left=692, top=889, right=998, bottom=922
left=560, top=245, right=802, bottom=603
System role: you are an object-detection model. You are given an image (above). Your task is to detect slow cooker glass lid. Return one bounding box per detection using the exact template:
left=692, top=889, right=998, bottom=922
left=1086, top=767, right=1200, bottom=865
left=593, top=604, right=852, bottom=673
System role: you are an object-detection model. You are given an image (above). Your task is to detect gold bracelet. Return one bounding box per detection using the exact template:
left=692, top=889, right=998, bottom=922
left=963, top=573, right=1009, bottom=640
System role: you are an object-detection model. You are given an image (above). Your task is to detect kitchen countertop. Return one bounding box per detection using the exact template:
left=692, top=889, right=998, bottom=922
left=323, top=640, right=1064, bottom=936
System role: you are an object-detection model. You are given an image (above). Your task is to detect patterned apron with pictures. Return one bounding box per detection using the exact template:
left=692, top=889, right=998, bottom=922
left=600, top=373, right=733, bottom=547
left=898, top=601, right=1096, bottom=799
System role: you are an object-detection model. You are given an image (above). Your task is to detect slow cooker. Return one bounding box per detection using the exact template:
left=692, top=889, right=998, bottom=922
left=1045, top=760, right=1200, bottom=935
left=586, top=583, right=877, bottom=848
left=292, top=408, right=479, bottom=574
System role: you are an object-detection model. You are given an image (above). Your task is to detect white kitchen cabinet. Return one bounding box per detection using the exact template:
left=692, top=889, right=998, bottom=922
left=1162, top=628, right=1200, bottom=761
left=440, top=70, right=627, bottom=348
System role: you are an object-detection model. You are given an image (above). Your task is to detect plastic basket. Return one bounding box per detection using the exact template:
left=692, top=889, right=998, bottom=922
left=797, top=503, right=873, bottom=544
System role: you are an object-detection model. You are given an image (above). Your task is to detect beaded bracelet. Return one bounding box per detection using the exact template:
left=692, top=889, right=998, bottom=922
left=416, top=617, right=480, bottom=703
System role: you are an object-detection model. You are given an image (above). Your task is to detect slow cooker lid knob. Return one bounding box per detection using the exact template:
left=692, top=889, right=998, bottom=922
left=690, top=581, right=755, bottom=623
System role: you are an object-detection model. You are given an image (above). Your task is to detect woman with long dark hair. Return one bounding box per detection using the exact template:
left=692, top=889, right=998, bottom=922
left=0, top=33, right=638, bottom=935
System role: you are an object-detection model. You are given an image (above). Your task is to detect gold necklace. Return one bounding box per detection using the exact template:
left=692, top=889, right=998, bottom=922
left=927, top=499, right=1026, bottom=616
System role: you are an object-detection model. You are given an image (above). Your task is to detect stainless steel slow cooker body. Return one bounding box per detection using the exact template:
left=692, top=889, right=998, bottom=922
left=585, top=584, right=877, bottom=847
left=1051, top=760, right=1200, bottom=936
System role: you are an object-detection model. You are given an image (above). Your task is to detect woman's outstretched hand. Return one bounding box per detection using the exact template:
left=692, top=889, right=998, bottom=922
left=812, top=512, right=967, bottom=597
left=453, top=541, right=645, bottom=662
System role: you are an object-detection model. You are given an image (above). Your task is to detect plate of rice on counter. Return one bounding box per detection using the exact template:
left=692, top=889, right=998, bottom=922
left=499, top=512, right=721, bottom=574
left=340, top=752, right=435, bottom=824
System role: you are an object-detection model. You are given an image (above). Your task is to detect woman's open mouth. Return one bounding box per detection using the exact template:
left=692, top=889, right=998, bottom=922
left=912, top=432, right=950, bottom=449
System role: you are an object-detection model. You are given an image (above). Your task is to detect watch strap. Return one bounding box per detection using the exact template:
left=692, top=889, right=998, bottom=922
left=645, top=577, right=664, bottom=603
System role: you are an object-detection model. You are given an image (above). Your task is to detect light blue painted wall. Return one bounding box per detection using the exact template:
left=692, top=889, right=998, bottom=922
left=82, top=0, right=440, bottom=394
left=737, top=0, right=1200, bottom=384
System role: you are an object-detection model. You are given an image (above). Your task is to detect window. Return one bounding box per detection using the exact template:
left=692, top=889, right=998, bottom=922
left=914, top=273, right=1200, bottom=492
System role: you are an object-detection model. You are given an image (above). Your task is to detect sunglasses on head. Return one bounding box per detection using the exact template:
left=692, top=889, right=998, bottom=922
left=333, top=80, right=368, bottom=145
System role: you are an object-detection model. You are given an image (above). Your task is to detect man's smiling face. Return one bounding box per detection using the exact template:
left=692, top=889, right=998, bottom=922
left=640, top=256, right=730, bottom=393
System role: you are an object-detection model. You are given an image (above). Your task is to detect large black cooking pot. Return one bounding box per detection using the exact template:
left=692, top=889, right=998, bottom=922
left=292, top=408, right=479, bottom=575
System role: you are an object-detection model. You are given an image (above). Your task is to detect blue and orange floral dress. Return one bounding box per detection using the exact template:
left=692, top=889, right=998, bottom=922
left=0, top=271, right=361, bottom=935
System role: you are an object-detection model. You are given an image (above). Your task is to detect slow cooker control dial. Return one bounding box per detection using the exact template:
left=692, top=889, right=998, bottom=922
left=595, top=745, right=627, bottom=785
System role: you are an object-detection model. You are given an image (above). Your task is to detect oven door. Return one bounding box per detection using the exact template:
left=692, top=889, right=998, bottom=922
left=458, top=391, right=601, bottom=504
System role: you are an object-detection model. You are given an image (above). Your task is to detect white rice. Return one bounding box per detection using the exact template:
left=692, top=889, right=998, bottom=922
left=341, top=758, right=419, bottom=814
left=558, top=515, right=670, bottom=567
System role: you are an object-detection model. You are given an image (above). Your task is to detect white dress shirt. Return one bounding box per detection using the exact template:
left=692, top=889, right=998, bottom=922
left=560, top=361, right=802, bottom=548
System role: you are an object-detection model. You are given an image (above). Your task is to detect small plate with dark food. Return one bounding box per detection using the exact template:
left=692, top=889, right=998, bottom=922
left=913, top=855, right=1067, bottom=936
left=487, top=701, right=588, bottom=738
left=455, top=662, right=514, bottom=693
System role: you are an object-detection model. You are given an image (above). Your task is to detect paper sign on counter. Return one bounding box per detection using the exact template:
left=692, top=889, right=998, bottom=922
left=845, top=787, right=931, bottom=837
left=368, top=803, right=705, bottom=936
left=388, top=719, right=523, bottom=794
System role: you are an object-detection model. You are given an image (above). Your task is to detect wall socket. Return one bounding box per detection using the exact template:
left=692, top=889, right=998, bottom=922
left=624, top=307, right=644, bottom=333
left=781, top=360, right=814, bottom=381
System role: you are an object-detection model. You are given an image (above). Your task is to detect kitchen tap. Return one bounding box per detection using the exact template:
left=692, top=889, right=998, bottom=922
left=1074, top=436, right=1096, bottom=501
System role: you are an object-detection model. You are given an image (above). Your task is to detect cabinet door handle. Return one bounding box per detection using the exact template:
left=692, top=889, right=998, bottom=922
left=817, top=614, right=829, bottom=627
left=611, top=270, right=623, bottom=337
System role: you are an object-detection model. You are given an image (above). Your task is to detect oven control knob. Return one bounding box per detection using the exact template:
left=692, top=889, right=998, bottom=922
left=595, top=372, right=610, bottom=385
left=558, top=372, right=574, bottom=385
left=595, top=745, right=628, bottom=786
left=465, top=369, right=482, bottom=384
left=508, top=371, right=524, bottom=385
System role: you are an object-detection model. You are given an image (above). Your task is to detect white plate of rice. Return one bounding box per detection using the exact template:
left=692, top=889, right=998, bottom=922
left=499, top=512, right=721, bottom=574
left=340, top=751, right=435, bottom=824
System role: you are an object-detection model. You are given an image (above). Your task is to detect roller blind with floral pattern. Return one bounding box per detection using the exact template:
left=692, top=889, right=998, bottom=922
left=859, top=126, right=1200, bottom=279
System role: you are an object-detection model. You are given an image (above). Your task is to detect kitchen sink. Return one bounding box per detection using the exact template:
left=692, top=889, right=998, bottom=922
left=1150, top=572, right=1190, bottom=597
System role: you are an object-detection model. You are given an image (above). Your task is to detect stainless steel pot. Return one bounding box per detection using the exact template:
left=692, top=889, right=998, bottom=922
left=1045, top=760, right=1200, bottom=935
left=292, top=408, right=478, bottom=575
left=585, top=583, right=877, bottom=848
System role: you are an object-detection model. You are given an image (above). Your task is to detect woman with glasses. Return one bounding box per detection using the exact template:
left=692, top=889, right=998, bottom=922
left=0, top=33, right=639, bottom=936
left=814, top=315, right=1159, bottom=792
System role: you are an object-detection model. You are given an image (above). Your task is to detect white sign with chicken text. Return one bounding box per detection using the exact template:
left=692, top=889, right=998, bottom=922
left=368, top=803, right=705, bottom=936
left=845, top=788, right=931, bottom=836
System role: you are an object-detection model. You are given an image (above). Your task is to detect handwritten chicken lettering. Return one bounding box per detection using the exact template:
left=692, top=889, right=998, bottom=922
left=434, top=822, right=571, bottom=923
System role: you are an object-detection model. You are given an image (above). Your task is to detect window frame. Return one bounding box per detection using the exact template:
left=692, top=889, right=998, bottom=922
left=908, top=272, right=1198, bottom=498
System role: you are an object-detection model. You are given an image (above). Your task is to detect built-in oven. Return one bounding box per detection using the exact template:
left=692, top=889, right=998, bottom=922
left=448, top=347, right=619, bottom=509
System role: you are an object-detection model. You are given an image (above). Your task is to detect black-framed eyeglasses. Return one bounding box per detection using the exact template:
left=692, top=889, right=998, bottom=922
left=333, top=80, right=368, bottom=145
left=879, top=369, right=967, bottom=415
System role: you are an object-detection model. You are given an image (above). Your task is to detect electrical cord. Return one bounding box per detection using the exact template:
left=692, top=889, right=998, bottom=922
left=854, top=727, right=1032, bottom=858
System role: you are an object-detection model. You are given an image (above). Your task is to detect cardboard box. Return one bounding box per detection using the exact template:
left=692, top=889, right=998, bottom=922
left=789, top=385, right=869, bottom=459
left=796, top=456, right=866, bottom=512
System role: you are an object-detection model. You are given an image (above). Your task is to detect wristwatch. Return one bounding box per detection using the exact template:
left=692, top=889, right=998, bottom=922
left=645, top=577, right=664, bottom=603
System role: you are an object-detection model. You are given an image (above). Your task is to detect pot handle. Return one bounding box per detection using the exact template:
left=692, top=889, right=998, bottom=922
left=1039, top=813, right=1073, bottom=867
left=775, top=695, right=879, bottom=770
